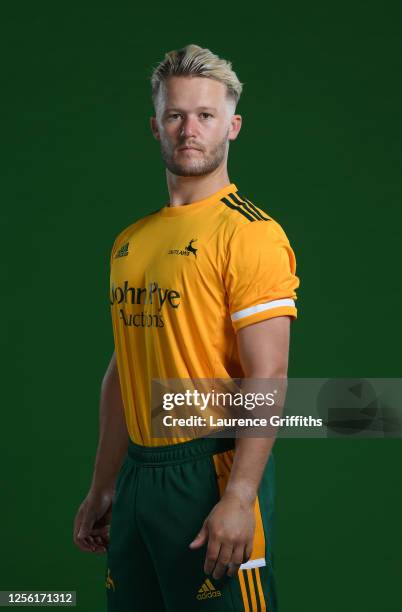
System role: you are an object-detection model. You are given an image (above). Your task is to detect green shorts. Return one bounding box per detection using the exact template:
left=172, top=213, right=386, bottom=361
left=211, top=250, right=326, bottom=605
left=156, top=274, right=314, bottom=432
left=105, top=437, right=276, bottom=611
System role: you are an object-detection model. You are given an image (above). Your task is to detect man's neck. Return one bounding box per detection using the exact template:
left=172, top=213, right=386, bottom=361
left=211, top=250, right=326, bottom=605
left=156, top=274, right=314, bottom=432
left=166, top=167, right=231, bottom=207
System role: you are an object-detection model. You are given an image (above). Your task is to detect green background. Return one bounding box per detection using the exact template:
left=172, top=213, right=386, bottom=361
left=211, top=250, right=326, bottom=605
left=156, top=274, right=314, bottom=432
left=1, top=1, right=401, bottom=610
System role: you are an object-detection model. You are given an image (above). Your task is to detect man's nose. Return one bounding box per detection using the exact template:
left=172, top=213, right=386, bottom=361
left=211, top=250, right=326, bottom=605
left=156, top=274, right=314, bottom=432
left=180, top=115, right=198, bottom=138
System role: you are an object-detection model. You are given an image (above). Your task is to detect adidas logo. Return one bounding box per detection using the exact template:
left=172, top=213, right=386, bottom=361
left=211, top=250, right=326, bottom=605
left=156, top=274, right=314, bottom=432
left=105, top=568, right=115, bottom=591
left=115, top=242, right=129, bottom=258
left=196, top=578, right=222, bottom=600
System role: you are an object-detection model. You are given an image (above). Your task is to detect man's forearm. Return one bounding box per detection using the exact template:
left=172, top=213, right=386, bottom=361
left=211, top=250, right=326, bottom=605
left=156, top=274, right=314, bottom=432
left=90, top=353, right=129, bottom=494
left=223, top=437, right=275, bottom=505
left=223, top=373, right=287, bottom=505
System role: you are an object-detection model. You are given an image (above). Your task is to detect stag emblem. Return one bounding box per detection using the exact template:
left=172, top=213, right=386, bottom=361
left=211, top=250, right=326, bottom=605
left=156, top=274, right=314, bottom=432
left=185, top=238, right=198, bottom=258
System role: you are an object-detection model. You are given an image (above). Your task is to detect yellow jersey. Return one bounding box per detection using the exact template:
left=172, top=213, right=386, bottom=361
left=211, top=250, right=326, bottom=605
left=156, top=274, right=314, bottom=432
left=109, top=183, right=300, bottom=446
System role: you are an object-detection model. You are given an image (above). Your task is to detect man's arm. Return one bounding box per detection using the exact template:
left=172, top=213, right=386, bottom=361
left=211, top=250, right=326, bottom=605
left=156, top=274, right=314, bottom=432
left=189, top=316, right=291, bottom=578
left=73, top=351, right=129, bottom=553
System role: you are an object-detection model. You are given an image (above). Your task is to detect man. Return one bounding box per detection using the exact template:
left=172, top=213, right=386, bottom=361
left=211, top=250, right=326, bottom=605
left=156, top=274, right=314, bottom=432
left=73, top=44, right=299, bottom=611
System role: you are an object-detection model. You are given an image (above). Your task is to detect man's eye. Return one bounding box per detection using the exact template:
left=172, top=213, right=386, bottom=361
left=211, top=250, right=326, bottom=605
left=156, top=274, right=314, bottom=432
left=200, top=112, right=212, bottom=119
left=168, top=113, right=181, bottom=120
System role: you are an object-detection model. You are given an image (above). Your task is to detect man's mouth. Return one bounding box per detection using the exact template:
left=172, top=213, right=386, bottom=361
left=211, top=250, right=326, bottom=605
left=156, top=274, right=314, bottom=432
left=178, top=146, right=202, bottom=151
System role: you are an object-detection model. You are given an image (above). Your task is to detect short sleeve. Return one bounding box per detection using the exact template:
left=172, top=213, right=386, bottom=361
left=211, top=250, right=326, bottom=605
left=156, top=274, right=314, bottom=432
left=224, top=220, right=300, bottom=332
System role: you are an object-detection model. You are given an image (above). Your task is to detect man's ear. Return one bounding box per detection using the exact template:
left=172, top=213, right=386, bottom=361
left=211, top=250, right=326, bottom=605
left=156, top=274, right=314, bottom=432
left=150, top=116, right=160, bottom=141
left=228, top=114, right=242, bottom=142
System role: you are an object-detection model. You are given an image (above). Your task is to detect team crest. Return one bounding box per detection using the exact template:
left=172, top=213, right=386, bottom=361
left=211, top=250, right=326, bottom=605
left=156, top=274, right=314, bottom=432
left=168, top=238, right=198, bottom=258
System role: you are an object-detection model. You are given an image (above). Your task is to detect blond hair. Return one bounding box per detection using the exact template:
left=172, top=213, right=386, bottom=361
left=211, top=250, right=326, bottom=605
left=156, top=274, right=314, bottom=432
left=150, top=44, right=243, bottom=112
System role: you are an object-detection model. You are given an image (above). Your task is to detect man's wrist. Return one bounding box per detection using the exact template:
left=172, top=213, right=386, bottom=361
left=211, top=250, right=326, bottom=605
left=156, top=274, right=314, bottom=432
left=89, top=480, right=116, bottom=499
left=222, top=483, right=257, bottom=507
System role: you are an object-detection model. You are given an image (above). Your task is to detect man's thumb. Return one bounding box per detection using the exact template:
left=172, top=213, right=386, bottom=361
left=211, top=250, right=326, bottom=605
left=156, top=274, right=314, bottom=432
left=189, top=523, right=208, bottom=549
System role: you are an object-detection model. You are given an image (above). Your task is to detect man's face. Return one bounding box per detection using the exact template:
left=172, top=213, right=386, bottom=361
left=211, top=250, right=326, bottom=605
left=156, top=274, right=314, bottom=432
left=151, top=76, right=241, bottom=177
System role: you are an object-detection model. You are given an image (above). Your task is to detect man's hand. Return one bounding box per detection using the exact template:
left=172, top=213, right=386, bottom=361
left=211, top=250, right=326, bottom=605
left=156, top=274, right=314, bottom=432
left=73, top=352, right=128, bottom=555
left=73, top=489, right=114, bottom=554
left=189, top=492, right=255, bottom=579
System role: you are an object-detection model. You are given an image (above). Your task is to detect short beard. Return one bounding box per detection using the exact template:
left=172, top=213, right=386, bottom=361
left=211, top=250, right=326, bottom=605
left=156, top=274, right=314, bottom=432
left=160, top=130, right=229, bottom=177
